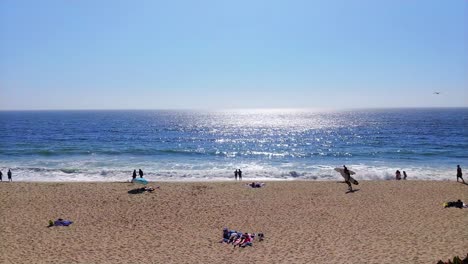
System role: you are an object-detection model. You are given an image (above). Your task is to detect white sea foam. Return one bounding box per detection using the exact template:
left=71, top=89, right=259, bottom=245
left=0, top=162, right=458, bottom=182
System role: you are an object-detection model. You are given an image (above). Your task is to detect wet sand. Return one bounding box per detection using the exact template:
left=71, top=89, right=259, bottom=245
left=0, top=181, right=467, bottom=264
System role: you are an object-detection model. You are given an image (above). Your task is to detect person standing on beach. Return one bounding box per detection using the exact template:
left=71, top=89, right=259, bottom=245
left=0, top=170, right=2, bottom=181
left=139, top=169, right=144, bottom=178
left=403, top=171, right=407, bottom=180
left=457, top=165, right=465, bottom=183
left=238, top=169, right=242, bottom=180
left=132, top=170, right=137, bottom=180
left=343, top=165, right=352, bottom=192
left=234, top=169, right=238, bottom=180
left=7, top=169, right=12, bottom=182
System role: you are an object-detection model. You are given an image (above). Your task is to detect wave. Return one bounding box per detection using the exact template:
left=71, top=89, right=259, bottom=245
left=0, top=164, right=457, bottom=182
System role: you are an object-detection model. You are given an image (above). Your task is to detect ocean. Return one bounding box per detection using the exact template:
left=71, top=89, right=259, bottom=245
left=0, top=108, right=466, bottom=181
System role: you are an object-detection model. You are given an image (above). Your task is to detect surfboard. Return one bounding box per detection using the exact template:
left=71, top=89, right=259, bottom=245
left=334, top=168, right=359, bottom=185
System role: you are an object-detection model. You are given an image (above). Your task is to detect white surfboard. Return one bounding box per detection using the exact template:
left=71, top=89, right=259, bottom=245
left=334, top=168, right=359, bottom=185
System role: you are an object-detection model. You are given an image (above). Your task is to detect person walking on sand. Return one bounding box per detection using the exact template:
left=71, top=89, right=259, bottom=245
left=7, top=169, right=12, bottom=182
left=234, top=169, right=238, bottom=180
left=457, top=165, right=465, bottom=183
left=238, top=169, right=242, bottom=180
left=343, top=165, right=352, bottom=192
left=139, top=169, right=144, bottom=178
left=132, top=170, right=137, bottom=180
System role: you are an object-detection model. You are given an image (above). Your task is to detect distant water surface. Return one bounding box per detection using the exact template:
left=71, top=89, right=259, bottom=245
left=0, top=108, right=466, bottom=181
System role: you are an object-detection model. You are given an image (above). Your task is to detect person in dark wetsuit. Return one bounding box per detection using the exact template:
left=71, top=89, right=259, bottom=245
left=343, top=165, right=352, bottom=191
left=403, top=171, right=407, bottom=180
left=0, top=170, right=2, bottom=181
left=457, top=165, right=465, bottom=183
left=139, top=169, right=144, bottom=178
left=234, top=169, right=238, bottom=180
left=7, top=169, right=12, bottom=182
left=132, top=170, right=137, bottom=180
left=238, top=169, right=242, bottom=180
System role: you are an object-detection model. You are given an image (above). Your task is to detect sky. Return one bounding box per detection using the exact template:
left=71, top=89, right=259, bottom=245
left=1, top=0, right=467, bottom=110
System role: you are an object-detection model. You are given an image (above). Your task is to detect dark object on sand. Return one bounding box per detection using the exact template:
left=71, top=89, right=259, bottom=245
left=48, top=218, right=73, bottom=227
left=128, top=186, right=158, bottom=194
left=444, top=200, right=464, bottom=209
left=436, top=253, right=468, bottom=264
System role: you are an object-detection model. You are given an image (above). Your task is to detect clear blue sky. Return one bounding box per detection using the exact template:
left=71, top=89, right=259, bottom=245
left=1, top=0, right=467, bottom=110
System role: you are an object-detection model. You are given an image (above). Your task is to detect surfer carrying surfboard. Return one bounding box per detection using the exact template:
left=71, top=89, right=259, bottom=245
left=343, top=165, right=353, bottom=192
left=334, top=166, right=359, bottom=192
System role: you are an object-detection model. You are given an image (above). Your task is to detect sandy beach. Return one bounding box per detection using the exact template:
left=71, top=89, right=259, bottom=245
left=0, top=180, right=467, bottom=264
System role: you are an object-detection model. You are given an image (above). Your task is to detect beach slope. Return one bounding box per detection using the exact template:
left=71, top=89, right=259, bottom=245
left=0, top=181, right=467, bottom=263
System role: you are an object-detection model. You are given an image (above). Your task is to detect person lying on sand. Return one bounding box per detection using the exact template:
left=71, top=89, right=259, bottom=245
left=127, top=186, right=159, bottom=194
left=220, top=228, right=236, bottom=243
left=220, top=227, right=264, bottom=247
left=235, top=233, right=253, bottom=248
left=247, top=182, right=265, bottom=188
left=444, top=200, right=466, bottom=209
left=229, top=232, right=242, bottom=244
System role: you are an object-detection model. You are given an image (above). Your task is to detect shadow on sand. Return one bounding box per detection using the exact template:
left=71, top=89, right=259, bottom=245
left=128, top=188, right=146, bottom=194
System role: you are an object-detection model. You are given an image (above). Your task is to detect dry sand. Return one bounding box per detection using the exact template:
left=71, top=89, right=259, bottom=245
left=0, top=180, right=467, bottom=264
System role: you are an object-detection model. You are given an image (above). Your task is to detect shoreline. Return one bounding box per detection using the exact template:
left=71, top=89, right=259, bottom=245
left=1, top=181, right=467, bottom=263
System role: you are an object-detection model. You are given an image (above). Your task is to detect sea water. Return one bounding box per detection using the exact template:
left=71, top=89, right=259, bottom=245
left=0, top=108, right=466, bottom=181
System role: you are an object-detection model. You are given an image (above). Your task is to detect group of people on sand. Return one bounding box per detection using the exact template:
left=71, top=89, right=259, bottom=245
left=340, top=165, right=465, bottom=192
left=395, top=170, right=408, bottom=180
left=220, top=227, right=264, bottom=248
left=234, top=169, right=243, bottom=180
left=395, top=165, right=464, bottom=183
left=0, top=169, right=12, bottom=182
left=132, top=169, right=144, bottom=179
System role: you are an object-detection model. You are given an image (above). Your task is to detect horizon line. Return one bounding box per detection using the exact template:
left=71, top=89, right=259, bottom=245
left=1, top=106, right=467, bottom=112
